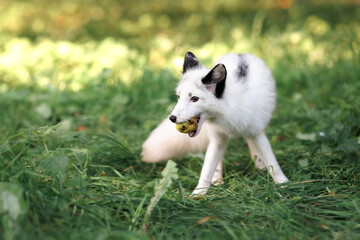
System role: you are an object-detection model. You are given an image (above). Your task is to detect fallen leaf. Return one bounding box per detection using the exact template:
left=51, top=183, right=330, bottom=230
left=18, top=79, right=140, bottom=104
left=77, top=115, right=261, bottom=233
left=277, top=135, right=285, bottom=142
left=196, top=216, right=212, bottom=225
left=319, top=223, right=329, bottom=230
left=77, top=125, right=87, bottom=131
left=298, top=159, right=309, bottom=168
left=296, top=132, right=316, bottom=141
left=100, top=116, right=107, bottom=124
left=35, top=103, right=52, bottom=119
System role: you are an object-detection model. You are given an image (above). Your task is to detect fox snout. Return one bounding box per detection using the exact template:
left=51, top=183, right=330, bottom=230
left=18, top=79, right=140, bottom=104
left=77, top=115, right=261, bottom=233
left=169, top=115, right=177, bottom=123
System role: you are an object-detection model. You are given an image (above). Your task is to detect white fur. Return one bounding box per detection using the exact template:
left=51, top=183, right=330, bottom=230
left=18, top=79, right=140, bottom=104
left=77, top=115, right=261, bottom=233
left=141, top=53, right=289, bottom=195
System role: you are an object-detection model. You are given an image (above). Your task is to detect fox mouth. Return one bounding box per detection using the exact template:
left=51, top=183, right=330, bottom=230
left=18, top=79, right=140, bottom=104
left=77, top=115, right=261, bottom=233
left=175, top=115, right=202, bottom=137
left=187, top=115, right=201, bottom=137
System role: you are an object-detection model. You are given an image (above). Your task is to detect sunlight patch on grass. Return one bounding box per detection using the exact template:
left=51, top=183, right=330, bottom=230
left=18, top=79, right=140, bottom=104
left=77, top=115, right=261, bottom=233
left=0, top=38, right=145, bottom=90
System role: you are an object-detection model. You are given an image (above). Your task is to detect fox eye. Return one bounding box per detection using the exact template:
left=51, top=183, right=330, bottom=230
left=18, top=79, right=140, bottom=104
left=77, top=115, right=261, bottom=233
left=190, top=96, right=199, bottom=102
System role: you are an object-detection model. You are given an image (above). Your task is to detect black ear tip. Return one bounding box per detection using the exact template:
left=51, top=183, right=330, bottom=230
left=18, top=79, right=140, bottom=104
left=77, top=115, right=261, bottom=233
left=214, top=63, right=227, bottom=75
left=215, top=63, right=226, bottom=69
left=185, top=51, right=196, bottom=58
left=183, top=51, right=200, bottom=73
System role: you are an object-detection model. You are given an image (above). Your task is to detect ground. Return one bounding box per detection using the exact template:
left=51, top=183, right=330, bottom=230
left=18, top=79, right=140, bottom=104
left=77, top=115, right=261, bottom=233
left=0, top=1, right=359, bottom=239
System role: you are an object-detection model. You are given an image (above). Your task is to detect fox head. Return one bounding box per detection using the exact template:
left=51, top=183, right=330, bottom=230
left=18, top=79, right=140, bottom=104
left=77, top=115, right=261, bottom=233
left=169, top=52, right=227, bottom=137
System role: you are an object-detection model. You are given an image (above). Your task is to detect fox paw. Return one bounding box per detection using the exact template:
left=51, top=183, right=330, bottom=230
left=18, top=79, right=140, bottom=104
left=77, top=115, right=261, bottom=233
left=191, top=186, right=208, bottom=196
left=255, top=158, right=266, bottom=170
left=274, top=175, right=289, bottom=185
left=211, top=178, right=224, bottom=186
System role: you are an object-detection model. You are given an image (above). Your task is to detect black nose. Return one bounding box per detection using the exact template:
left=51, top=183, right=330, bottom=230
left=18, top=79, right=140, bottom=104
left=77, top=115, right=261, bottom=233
left=169, top=115, right=177, bottom=123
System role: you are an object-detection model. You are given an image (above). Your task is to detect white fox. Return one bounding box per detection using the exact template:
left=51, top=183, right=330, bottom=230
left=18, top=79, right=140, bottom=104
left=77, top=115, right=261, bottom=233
left=142, top=52, right=289, bottom=195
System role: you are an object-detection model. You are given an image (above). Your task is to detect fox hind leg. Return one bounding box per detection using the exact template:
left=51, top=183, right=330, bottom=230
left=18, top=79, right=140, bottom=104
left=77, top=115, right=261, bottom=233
left=246, top=138, right=266, bottom=170
left=247, top=132, right=289, bottom=184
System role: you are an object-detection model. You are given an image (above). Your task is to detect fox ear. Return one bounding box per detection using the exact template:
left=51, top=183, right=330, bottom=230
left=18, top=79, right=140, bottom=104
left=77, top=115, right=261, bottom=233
left=202, top=64, right=227, bottom=98
left=183, top=52, right=200, bottom=73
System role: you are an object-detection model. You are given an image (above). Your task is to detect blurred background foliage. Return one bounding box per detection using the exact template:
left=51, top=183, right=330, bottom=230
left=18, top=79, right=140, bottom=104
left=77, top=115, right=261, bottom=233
left=0, top=0, right=359, bottom=150
left=0, top=0, right=359, bottom=90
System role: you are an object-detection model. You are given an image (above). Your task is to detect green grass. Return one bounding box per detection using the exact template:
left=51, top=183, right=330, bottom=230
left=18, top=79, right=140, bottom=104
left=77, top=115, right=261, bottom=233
left=1, top=1, right=360, bottom=239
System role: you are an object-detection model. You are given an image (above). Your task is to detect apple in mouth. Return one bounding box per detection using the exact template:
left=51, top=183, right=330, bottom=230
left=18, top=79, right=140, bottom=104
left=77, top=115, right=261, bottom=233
left=175, top=115, right=201, bottom=137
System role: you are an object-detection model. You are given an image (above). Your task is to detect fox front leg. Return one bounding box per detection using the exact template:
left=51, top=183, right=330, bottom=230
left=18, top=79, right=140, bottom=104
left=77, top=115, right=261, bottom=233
left=192, top=138, right=227, bottom=195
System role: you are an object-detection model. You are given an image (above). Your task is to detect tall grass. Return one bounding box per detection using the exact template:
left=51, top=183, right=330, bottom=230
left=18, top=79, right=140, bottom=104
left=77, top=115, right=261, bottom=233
left=1, top=1, right=359, bottom=239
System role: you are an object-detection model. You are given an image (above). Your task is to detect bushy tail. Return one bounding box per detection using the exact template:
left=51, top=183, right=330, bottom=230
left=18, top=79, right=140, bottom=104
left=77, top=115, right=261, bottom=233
left=141, top=118, right=209, bottom=162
